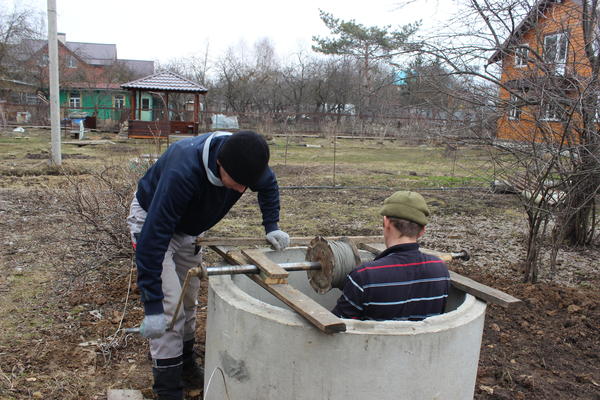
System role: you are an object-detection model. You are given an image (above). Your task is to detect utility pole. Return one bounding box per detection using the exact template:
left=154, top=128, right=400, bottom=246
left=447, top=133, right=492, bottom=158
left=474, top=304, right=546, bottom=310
left=47, top=0, right=61, bottom=165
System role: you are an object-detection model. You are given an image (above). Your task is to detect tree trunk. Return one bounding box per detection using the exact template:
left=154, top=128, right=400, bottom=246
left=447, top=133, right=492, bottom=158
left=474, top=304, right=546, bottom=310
left=562, top=153, right=597, bottom=246
left=563, top=196, right=594, bottom=245
left=523, top=208, right=545, bottom=283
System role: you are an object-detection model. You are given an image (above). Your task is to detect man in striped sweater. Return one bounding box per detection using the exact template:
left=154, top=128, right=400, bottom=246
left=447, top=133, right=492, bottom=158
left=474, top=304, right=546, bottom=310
left=332, top=191, right=450, bottom=321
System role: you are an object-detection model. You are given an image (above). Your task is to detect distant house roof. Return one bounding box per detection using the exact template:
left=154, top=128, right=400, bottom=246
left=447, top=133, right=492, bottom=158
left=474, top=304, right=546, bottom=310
left=121, top=71, right=208, bottom=93
left=487, top=0, right=583, bottom=65
left=65, top=41, right=117, bottom=65
left=16, top=36, right=154, bottom=78
left=119, top=59, right=155, bottom=77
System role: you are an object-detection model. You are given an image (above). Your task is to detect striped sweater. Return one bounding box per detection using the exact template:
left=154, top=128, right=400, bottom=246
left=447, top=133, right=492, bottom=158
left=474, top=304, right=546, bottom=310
left=332, top=242, right=450, bottom=321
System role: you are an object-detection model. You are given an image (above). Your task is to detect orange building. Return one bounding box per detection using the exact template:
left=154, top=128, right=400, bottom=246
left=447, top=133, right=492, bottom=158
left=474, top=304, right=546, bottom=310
left=488, top=0, right=595, bottom=142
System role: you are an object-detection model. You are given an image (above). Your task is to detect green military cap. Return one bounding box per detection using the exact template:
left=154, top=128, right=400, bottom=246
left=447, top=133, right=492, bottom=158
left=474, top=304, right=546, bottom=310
left=380, top=191, right=430, bottom=226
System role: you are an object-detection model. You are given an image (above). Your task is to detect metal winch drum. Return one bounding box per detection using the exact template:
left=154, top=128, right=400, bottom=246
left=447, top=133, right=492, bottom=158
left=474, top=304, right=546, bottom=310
left=305, top=236, right=362, bottom=293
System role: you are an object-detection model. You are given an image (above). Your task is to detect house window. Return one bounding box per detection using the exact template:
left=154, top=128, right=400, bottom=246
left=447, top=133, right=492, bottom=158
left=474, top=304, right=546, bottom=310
left=67, top=55, right=77, bottom=68
left=25, top=93, right=39, bottom=105
left=514, top=47, right=529, bottom=67
left=69, top=92, right=81, bottom=108
left=508, top=94, right=522, bottom=120
left=141, top=98, right=150, bottom=110
left=541, top=101, right=563, bottom=121
left=544, top=32, right=568, bottom=74
left=39, top=54, right=49, bottom=66
left=114, top=95, right=125, bottom=109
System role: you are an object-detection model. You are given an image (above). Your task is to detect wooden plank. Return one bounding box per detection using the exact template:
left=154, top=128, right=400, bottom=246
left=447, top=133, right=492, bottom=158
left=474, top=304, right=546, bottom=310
left=356, top=243, right=521, bottom=308
left=210, top=245, right=243, bottom=264
left=420, top=248, right=454, bottom=263
left=242, top=248, right=289, bottom=284
left=357, top=242, right=385, bottom=254
left=359, top=242, right=454, bottom=262
left=248, top=274, right=346, bottom=334
left=212, top=247, right=345, bottom=334
left=106, top=389, right=144, bottom=400
left=449, top=271, right=521, bottom=309
left=62, top=140, right=115, bottom=146
left=199, top=235, right=384, bottom=247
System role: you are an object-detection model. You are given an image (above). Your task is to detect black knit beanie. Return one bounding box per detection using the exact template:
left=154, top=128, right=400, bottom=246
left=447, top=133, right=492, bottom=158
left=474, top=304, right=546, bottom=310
left=217, top=130, right=270, bottom=186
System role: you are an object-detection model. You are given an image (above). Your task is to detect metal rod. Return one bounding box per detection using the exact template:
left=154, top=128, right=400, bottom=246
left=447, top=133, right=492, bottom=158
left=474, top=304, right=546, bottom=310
left=126, top=250, right=470, bottom=335
left=449, top=250, right=470, bottom=262
left=205, top=251, right=469, bottom=276
left=206, top=261, right=322, bottom=276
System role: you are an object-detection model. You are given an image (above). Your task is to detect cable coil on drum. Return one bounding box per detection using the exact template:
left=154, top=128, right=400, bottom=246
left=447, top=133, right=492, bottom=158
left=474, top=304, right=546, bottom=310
left=305, top=236, right=361, bottom=294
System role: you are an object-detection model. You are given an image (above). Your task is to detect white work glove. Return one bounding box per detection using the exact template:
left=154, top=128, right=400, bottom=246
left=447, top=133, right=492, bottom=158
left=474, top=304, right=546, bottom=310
left=266, top=229, right=290, bottom=251
left=140, top=313, right=168, bottom=339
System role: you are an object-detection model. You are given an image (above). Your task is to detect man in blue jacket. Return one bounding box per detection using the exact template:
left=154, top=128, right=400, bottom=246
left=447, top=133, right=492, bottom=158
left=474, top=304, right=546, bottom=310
left=127, top=130, right=289, bottom=399
left=332, top=191, right=449, bottom=321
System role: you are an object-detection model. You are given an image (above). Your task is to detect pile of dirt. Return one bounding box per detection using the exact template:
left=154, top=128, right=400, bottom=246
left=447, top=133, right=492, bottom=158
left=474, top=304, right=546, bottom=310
left=452, top=264, right=600, bottom=399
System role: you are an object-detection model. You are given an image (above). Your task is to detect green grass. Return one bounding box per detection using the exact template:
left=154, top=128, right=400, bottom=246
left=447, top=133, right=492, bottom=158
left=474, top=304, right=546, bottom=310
left=269, top=137, right=497, bottom=188
left=0, top=270, right=55, bottom=341
left=1, top=129, right=500, bottom=190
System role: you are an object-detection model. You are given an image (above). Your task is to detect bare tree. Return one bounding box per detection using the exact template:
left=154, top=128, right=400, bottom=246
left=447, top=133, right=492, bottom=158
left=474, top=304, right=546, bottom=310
left=0, top=4, right=44, bottom=80
left=312, top=9, right=419, bottom=115
left=416, top=0, right=600, bottom=282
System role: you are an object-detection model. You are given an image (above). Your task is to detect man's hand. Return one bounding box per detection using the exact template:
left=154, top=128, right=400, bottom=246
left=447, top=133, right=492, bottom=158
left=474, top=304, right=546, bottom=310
left=139, top=313, right=168, bottom=338
left=266, top=230, right=290, bottom=251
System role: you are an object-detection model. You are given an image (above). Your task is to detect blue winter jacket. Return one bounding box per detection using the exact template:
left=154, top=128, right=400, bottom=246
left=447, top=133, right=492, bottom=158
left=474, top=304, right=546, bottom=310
left=135, top=132, right=281, bottom=315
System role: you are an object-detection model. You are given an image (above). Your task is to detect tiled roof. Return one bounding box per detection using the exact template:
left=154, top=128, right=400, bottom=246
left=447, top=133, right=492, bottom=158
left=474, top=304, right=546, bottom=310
left=65, top=41, right=117, bottom=65
left=15, top=39, right=153, bottom=78
left=121, top=71, right=208, bottom=93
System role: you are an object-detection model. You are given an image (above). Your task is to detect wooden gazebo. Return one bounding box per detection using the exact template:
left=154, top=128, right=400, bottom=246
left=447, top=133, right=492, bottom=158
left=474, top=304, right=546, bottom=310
left=121, top=71, right=208, bottom=139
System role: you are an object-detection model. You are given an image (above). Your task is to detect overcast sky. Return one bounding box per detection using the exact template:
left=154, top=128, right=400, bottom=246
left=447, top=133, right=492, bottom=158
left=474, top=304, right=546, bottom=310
left=8, top=0, right=456, bottom=63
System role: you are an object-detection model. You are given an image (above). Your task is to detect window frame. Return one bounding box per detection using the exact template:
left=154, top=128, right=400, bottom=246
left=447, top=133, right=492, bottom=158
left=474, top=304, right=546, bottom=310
left=541, top=101, right=563, bottom=122
left=69, top=91, right=81, bottom=109
left=514, top=46, right=529, bottom=68
left=39, top=54, right=49, bottom=67
left=114, top=95, right=125, bottom=109
left=141, top=98, right=150, bottom=111
left=544, top=31, right=568, bottom=74
left=508, top=94, right=522, bottom=120
left=67, top=55, right=77, bottom=68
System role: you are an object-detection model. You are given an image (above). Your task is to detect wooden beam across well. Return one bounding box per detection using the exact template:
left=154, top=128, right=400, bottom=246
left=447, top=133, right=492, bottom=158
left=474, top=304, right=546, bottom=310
left=198, top=235, right=384, bottom=247
left=241, top=248, right=289, bottom=284
left=358, top=243, right=521, bottom=309
left=211, top=246, right=346, bottom=334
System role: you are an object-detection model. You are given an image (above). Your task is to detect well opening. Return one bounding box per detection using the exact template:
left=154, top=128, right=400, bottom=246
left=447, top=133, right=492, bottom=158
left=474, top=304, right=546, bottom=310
left=227, top=247, right=466, bottom=315
left=205, top=246, right=486, bottom=400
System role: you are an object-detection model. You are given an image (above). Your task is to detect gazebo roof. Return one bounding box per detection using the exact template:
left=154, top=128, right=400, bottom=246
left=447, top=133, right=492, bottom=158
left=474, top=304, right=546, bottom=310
left=121, top=71, right=208, bottom=93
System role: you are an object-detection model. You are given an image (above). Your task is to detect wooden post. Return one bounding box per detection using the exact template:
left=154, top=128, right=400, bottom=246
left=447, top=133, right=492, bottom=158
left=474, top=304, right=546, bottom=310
left=130, top=89, right=136, bottom=120
left=194, top=94, right=199, bottom=127
left=137, top=91, right=141, bottom=120
left=164, top=92, right=169, bottom=121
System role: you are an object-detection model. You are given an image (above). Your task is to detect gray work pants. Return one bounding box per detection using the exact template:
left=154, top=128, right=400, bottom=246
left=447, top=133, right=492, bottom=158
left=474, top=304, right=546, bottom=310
left=127, top=195, right=202, bottom=360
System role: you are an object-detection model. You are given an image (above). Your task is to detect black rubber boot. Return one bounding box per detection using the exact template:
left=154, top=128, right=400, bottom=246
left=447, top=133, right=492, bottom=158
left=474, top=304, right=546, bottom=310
left=152, top=357, right=184, bottom=400
left=182, top=339, right=204, bottom=390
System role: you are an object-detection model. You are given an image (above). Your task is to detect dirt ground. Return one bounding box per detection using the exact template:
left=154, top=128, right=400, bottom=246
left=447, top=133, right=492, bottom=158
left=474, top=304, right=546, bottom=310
left=0, top=132, right=599, bottom=399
